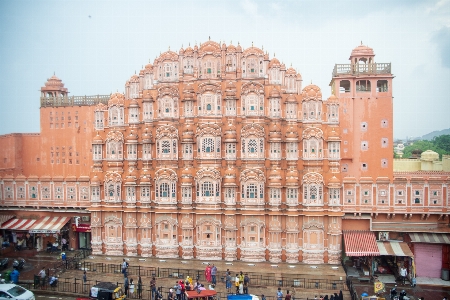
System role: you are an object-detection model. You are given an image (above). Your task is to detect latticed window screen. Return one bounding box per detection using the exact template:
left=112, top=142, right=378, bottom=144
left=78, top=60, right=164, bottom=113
left=161, top=140, right=171, bottom=153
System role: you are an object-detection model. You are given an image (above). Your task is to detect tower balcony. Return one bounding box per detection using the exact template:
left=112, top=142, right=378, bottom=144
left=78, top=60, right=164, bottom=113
left=332, top=63, right=391, bottom=77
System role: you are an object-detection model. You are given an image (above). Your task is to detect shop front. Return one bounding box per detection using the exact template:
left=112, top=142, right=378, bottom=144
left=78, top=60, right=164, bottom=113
left=343, top=230, right=380, bottom=279
left=71, top=222, right=91, bottom=250
left=409, top=232, right=450, bottom=279
left=0, top=218, right=38, bottom=250
left=374, top=239, right=414, bottom=284
left=29, top=216, right=71, bottom=251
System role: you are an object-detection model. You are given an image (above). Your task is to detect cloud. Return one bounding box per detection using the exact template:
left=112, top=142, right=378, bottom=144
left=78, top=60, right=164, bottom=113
left=433, top=26, right=450, bottom=68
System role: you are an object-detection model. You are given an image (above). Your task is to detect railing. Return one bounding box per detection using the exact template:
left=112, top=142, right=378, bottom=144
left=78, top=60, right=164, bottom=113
left=0, top=199, right=90, bottom=208
left=40, top=95, right=110, bottom=107
left=332, top=63, right=391, bottom=77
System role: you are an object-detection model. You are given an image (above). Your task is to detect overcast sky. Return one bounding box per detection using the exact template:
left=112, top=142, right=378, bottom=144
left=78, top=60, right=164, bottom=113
left=0, top=0, right=449, bottom=139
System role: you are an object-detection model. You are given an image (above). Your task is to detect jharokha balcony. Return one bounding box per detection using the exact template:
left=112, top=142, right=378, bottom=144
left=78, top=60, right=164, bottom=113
left=0, top=199, right=90, bottom=209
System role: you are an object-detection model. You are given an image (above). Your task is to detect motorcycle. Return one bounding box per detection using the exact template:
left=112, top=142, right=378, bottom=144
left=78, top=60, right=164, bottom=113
left=390, top=286, right=399, bottom=300
left=0, top=258, right=8, bottom=269
left=12, top=258, right=25, bottom=270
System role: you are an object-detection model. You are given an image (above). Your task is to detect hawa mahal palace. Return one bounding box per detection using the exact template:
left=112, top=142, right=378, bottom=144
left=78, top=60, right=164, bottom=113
left=0, top=40, right=449, bottom=271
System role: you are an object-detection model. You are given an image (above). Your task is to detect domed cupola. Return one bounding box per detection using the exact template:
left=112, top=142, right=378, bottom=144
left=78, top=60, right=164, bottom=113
left=223, top=166, right=238, bottom=187
left=285, top=94, right=297, bottom=103
left=268, top=168, right=282, bottom=187
left=302, top=84, right=322, bottom=101
left=270, top=88, right=281, bottom=98
left=181, top=124, right=194, bottom=143
left=182, top=84, right=195, bottom=101
left=350, top=43, right=375, bottom=64
left=41, top=74, right=69, bottom=97
left=285, top=168, right=299, bottom=186
left=140, top=169, right=152, bottom=185
left=327, top=175, right=341, bottom=188
left=93, top=132, right=103, bottom=144
left=327, top=94, right=338, bottom=103
left=181, top=166, right=193, bottom=185
left=269, top=123, right=282, bottom=142
left=126, top=130, right=138, bottom=142
left=225, top=81, right=237, bottom=99
left=285, top=126, right=299, bottom=141
left=224, top=121, right=237, bottom=142
left=108, top=92, right=125, bottom=106
left=141, top=127, right=153, bottom=143
left=269, top=57, right=281, bottom=68
left=327, top=127, right=340, bottom=141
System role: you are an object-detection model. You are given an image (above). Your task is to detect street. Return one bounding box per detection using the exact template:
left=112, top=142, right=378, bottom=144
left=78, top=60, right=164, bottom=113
left=36, top=295, right=79, bottom=300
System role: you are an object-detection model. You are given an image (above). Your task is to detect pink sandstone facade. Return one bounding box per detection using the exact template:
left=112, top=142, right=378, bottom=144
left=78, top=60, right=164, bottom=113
left=0, top=41, right=449, bottom=266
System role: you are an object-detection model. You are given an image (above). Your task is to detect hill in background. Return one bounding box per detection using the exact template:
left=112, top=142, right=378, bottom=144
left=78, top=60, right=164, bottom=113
left=421, top=128, right=450, bottom=140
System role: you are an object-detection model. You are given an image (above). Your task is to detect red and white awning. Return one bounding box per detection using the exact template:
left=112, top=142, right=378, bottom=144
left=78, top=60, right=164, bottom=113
left=29, top=216, right=71, bottom=233
left=409, top=233, right=450, bottom=244
left=377, top=241, right=414, bottom=257
left=343, top=230, right=380, bottom=256
left=0, top=218, right=37, bottom=231
left=0, top=215, right=15, bottom=226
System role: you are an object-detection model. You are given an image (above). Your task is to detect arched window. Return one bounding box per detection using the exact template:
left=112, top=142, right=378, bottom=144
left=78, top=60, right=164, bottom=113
left=226, top=55, right=236, bottom=72
left=155, top=180, right=176, bottom=203
left=196, top=218, right=221, bottom=248
left=302, top=173, right=324, bottom=206
left=241, top=124, right=265, bottom=160
left=198, top=93, right=221, bottom=116
left=104, top=173, right=122, bottom=202
left=183, top=58, right=194, bottom=74
left=196, top=125, right=221, bottom=159
left=159, top=97, right=176, bottom=118
left=106, top=132, right=124, bottom=160
left=128, top=107, right=139, bottom=124
left=302, top=101, right=321, bottom=121
left=286, top=103, right=297, bottom=120
left=108, top=106, right=124, bottom=126
left=328, top=142, right=340, bottom=160
left=243, top=94, right=264, bottom=116
left=328, top=188, right=340, bottom=206
left=156, top=126, right=178, bottom=160
left=269, top=98, right=281, bottom=118
left=240, top=169, right=265, bottom=206
left=327, top=104, right=339, bottom=123
left=286, top=142, right=298, bottom=160
left=269, top=188, right=281, bottom=206
left=286, top=188, right=298, bottom=206
left=93, top=144, right=102, bottom=161
left=303, top=138, right=323, bottom=160
left=195, top=169, right=221, bottom=204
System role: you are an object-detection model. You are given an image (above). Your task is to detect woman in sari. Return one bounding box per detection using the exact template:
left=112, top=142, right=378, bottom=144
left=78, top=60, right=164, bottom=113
left=204, top=264, right=212, bottom=283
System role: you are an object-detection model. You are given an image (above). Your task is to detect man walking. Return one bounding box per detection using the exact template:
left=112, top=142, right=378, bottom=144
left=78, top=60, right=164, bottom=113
left=150, top=276, right=156, bottom=300
left=211, top=264, right=217, bottom=285
left=124, top=275, right=129, bottom=296
left=83, top=271, right=87, bottom=293
left=400, top=266, right=408, bottom=285
left=38, top=267, right=46, bottom=287
left=122, top=259, right=129, bottom=277
left=243, top=273, right=250, bottom=294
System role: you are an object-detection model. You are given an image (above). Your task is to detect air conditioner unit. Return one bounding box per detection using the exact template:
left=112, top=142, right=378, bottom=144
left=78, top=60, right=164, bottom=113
left=379, top=232, right=389, bottom=241
left=81, top=216, right=90, bottom=222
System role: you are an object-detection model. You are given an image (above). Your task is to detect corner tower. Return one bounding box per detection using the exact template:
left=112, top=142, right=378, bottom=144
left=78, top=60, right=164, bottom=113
left=330, top=44, right=393, bottom=179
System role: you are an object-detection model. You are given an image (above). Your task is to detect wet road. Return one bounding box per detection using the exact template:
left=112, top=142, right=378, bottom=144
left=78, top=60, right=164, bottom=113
left=36, top=295, right=78, bottom=300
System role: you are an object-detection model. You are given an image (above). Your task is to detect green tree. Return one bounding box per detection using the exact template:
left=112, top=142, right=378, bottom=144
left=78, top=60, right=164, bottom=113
left=432, top=135, right=450, bottom=153
left=402, top=140, right=446, bottom=159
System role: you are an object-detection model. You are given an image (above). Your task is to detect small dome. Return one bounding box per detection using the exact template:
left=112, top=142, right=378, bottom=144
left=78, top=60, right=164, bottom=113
left=45, top=75, right=65, bottom=88
left=327, top=94, right=338, bottom=103
left=144, top=63, right=153, bottom=71
left=93, top=133, right=103, bottom=144
left=181, top=167, right=193, bottom=184
left=285, top=126, right=299, bottom=140
left=285, top=94, right=297, bottom=103
left=302, top=84, right=322, bottom=101
left=421, top=150, right=439, bottom=162
left=126, top=131, right=138, bottom=141
left=183, top=84, right=195, bottom=101
left=125, top=175, right=136, bottom=184
left=350, top=44, right=375, bottom=59
left=91, top=175, right=101, bottom=185
left=242, top=46, right=264, bottom=57
left=236, top=43, right=242, bottom=52
left=182, top=129, right=194, bottom=142
left=108, top=92, right=125, bottom=106
left=129, top=98, right=139, bottom=107
left=179, top=47, right=184, bottom=55
left=286, top=67, right=296, bottom=75
left=269, top=123, right=282, bottom=141
left=156, top=50, right=179, bottom=63
left=199, top=41, right=221, bottom=54
left=225, top=81, right=237, bottom=98
left=227, top=44, right=236, bottom=52
left=270, top=88, right=281, bottom=98
left=269, top=57, right=281, bottom=68
left=329, top=176, right=340, bottom=184
left=141, top=128, right=152, bottom=143
left=224, top=122, right=237, bottom=141
left=184, top=46, right=194, bottom=55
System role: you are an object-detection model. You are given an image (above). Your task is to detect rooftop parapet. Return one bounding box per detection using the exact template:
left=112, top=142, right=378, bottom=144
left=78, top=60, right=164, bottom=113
left=40, top=95, right=110, bottom=107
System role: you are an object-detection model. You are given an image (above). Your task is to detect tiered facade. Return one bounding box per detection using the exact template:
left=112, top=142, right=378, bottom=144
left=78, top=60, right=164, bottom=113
left=0, top=41, right=449, bottom=264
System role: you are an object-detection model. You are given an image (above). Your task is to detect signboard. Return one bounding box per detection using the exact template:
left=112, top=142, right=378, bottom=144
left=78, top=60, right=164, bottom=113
left=29, top=229, right=61, bottom=234
left=72, top=223, right=91, bottom=232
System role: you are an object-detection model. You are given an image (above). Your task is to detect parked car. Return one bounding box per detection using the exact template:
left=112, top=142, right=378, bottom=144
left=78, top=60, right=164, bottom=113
left=0, top=283, right=35, bottom=300
left=90, top=282, right=125, bottom=300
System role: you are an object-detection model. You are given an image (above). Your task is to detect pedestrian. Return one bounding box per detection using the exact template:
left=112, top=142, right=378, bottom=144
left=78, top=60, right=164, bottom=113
left=150, top=277, right=157, bottom=300
left=211, top=264, right=217, bottom=285
left=285, top=290, right=292, bottom=300
left=400, top=266, right=408, bottom=285
left=137, top=276, right=143, bottom=299
left=122, top=259, right=129, bottom=277
left=180, top=280, right=186, bottom=300
left=175, top=280, right=182, bottom=300
left=130, top=278, right=135, bottom=298
left=124, top=275, right=129, bottom=296
left=235, top=274, right=240, bottom=294
left=83, top=271, right=87, bottom=292
left=243, top=273, right=250, bottom=294
left=262, top=295, right=266, bottom=300
left=277, top=287, right=283, bottom=300
left=226, top=271, right=232, bottom=293
left=10, top=267, right=19, bottom=284
left=168, top=288, right=175, bottom=300
left=38, top=267, right=46, bottom=287
left=205, top=264, right=212, bottom=283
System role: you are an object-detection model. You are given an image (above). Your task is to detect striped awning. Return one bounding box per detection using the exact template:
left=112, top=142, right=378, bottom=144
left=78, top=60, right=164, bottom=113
left=0, top=215, right=15, bottom=226
left=377, top=241, right=414, bottom=257
left=29, top=216, right=70, bottom=233
left=0, top=218, right=37, bottom=231
left=343, top=230, right=380, bottom=256
left=409, top=233, right=450, bottom=244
